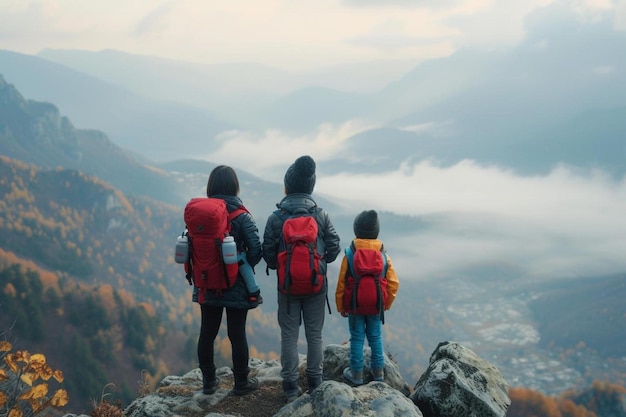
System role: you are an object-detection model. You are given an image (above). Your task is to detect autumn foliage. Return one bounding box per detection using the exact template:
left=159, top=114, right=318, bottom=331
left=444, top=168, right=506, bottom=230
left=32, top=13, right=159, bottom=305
left=0, top=341, right=69, bottom=417
left=509, top=381, right=626, bottom=417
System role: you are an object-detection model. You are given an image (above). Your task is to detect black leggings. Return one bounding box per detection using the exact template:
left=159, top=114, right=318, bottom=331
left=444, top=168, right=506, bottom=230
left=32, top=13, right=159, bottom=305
left=198, top=304, right=249, bottom=373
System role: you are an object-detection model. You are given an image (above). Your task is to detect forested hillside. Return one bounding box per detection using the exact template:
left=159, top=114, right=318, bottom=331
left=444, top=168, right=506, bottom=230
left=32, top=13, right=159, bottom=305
left=0, top=156, right=190, bottom=409
left=0, top=155, right=279, bottom=413
left=1, top=262, right=167, bottom=407
left=508, top=382, right=626, bottom=417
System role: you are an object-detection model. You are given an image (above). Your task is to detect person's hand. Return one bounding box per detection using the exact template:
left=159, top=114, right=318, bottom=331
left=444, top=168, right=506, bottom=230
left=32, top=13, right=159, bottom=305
left=340, top=311, right=349, bottom=317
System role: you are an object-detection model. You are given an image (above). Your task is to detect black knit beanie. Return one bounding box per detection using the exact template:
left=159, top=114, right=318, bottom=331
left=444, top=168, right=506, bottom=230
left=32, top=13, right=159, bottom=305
left=353, top=210, right=380, bottom=239
left=284, top=155, right=316, bottom=195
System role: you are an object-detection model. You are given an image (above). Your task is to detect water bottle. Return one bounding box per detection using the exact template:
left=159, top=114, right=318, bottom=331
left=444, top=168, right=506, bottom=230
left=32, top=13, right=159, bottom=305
left=222, top=235, right=238, bottom=264
left=174, top=233, right=189, bottom=264
left=222, top=235, right=238, bottom=280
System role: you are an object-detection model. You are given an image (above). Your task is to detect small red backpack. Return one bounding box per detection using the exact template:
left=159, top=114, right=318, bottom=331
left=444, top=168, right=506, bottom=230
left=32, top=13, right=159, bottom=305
left=342, top=241, right=389, bottom=322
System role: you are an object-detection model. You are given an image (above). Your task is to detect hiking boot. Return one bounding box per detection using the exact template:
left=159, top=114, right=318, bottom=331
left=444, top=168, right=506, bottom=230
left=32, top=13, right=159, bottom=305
left=201, top=367, right=220, bottom=395
left=232, top=377, right=259, bottom=396
left=343, top=367, right=363, bottom=386
left=371, top=367, right=384, bottom=382
left=282, top=380, right=300, bottom=403
left=202, top=376, right=220, bottom=394
left=307, top=375, right=323, bottom=392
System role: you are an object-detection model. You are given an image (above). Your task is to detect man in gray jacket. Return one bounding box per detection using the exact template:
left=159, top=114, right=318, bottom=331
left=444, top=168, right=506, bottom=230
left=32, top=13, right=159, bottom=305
left=262, top=155, right=341, bottom=403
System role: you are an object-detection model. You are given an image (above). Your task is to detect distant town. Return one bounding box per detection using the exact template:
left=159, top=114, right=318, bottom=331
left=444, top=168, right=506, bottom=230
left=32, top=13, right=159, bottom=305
left=434, top=277, right=625, bottom=395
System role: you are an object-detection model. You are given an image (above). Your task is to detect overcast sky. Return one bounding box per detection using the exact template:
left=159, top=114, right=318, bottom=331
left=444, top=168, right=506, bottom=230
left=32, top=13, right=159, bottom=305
left=1, top=0, right=623, bottom=71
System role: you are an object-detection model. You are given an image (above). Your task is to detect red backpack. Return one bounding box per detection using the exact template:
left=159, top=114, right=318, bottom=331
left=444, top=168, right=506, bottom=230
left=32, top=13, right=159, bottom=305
left=276, top=207, right=324, bottom=297
left=343, top=241, right=389, bottom=322
left=183, top=197, right=247, bottom=303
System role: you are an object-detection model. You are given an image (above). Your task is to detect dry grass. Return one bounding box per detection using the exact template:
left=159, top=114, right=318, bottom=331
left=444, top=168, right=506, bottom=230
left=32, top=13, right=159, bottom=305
left=90, top=399, right=124, bottom=417
left=90, top=384, right=124, bottom=417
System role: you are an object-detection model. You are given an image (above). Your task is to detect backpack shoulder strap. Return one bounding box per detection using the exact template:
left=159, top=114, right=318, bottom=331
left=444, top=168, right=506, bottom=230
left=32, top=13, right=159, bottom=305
left=345, top=240, right=356, bottom=277
left=228, top=205, right=249, bottom=221
left=379, top=243, right=388, bottom=278
left=225, top=205, right=250, bottom=237
left=377, top=243, right=388, bottom=324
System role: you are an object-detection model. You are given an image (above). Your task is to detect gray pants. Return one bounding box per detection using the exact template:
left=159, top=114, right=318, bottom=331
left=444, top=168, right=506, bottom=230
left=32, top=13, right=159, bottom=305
left=278, top=290, right=327, bottom=383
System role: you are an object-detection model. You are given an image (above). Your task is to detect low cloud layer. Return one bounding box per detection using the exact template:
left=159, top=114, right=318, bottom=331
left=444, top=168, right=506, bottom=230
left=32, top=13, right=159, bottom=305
left=209, top=122, right=626, bottom=282
left=327, top=161, right=626, bottom=281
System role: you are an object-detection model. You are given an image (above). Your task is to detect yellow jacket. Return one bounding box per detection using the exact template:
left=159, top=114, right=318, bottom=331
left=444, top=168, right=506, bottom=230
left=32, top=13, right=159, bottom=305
left=335, top=238, right=399, bottom=313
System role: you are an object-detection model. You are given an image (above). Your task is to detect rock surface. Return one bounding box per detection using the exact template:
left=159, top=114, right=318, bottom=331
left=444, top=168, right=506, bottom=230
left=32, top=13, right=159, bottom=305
left=409, top=341, right=511, bottom=417
left=276, top=380, right=422, bottom=417
left=62, top=341, right=510, bottom=417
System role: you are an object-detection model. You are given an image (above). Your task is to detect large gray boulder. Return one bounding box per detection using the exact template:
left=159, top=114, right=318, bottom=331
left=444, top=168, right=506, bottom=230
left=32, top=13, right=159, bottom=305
left=321, top=343, right=411, bottom=396
left=409, top=341, right=510, bottom=417
left=275, top=380, right=422, bottom=417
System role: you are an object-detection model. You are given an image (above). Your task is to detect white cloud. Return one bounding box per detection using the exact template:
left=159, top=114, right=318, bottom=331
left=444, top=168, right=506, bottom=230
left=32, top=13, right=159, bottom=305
left=316, top=160, right=626, bottom=280
left=319, top=160, right=626, bottom=220
left=204, top=120, right=376, bottom=180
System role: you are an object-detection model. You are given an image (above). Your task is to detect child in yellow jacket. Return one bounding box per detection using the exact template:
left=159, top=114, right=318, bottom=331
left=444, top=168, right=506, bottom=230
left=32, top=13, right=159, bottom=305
left=335, top=210, right=399, bottom=385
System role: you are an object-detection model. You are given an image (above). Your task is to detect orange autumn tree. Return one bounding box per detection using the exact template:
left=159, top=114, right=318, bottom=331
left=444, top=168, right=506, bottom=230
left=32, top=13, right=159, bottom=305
left=508, top=387, right=597, bottom=417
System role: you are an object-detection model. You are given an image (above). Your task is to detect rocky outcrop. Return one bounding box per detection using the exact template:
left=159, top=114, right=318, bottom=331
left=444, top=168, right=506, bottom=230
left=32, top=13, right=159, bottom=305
left=410, top=341, right=510, bottom=417
left=63, top=341, right=510, bottom=417
left=321, top=343, right=411, bottom=396
left=276, top=380, right=421, bottom=417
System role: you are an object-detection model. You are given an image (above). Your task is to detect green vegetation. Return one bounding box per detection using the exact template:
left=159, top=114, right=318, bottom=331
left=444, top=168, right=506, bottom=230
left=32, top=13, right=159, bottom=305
left=0, top=155, right=235, bottom=409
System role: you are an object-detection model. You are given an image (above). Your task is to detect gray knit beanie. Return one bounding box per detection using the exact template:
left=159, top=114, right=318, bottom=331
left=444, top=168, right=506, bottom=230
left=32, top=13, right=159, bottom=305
left=353, top=210, right=380, bottom=239
left=284, top=155, right=316, bottom=195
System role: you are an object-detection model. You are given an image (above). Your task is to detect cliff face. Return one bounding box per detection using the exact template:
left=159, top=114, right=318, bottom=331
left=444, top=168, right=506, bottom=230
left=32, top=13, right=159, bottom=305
left=62, top=342, right=510, bottom=417
left=0, top=75, right=189, bottom=205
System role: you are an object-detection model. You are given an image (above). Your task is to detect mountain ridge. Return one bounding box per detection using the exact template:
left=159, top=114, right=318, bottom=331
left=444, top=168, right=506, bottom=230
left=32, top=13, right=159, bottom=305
left=0, top=74, right=237, bottom=206
left=0, top=50, right=230, bottom=162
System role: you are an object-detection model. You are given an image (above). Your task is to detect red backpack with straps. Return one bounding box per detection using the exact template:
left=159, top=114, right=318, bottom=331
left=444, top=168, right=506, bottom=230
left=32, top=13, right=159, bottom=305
left=276, top=207, right=324, bottom=296
left=183, top=197, right=247, bottom=303
left=343, top=241, right=389, bottom=321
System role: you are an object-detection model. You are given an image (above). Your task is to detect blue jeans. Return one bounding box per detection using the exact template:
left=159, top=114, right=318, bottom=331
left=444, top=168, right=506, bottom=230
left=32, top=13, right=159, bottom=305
left=348, top=314, right=384, bottom=371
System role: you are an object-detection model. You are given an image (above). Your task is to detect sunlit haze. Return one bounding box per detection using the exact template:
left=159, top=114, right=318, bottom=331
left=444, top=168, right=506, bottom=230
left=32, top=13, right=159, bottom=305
left=0, top=0, right=611, bottom=71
